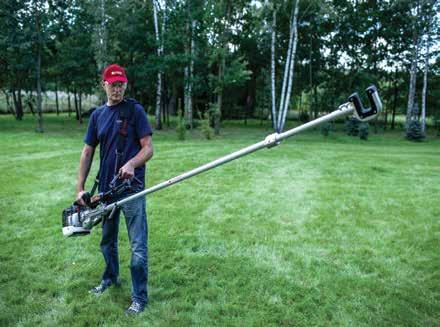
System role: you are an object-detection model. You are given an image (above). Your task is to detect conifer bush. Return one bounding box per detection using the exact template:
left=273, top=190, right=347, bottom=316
left=406, top=120, right=425, bottom=141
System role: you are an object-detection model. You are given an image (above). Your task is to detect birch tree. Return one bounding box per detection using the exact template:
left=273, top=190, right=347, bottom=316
left=406, top=0, right=421, bottom=127
left=277, top=0, right=299, bottom=133
left=421, top=0, right=438, bottom=134
left=152, top=0, right=166, bottom=130
left=35, top=0, right=44, bottom=132
left=421, top=33, right=430, bottom=134
left=94, top=0, right=107, bottom=99
left=184, top=19, right=196, bottom=129
left=270, top=5, right=277, bottom=131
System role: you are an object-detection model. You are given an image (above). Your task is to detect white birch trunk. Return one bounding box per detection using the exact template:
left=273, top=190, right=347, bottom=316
left=406, top=0, right=420, bottom=127
left=187, top=20, right=196, bottom=129
left=270, top=8, right=277, bottom=131
left=153, top=0, right=162, bottom=129
left=99, top=0, right=107, bottom=71
left=35, top=3, right=43, bottom=132
left=278, top=0, right=299, bottom=132
left=421, top=33, right=430, bottom=134
left=276, top=3, right=294, bottom=132
left=407, top=40, right=419, bottom=124
left=184, top=63, right=189, bottom=119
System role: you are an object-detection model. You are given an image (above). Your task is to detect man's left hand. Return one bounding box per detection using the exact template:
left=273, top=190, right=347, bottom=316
left=119, top=162, right=135, bottom=180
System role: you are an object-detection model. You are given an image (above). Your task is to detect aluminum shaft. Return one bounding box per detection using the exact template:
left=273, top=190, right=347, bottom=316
left=104, top=102, right=354, bottom=212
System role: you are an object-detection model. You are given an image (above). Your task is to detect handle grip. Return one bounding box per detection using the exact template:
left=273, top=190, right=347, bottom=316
left=349, top=85, right=382, bottom=121
left=74, top=192, right=92, bottom=207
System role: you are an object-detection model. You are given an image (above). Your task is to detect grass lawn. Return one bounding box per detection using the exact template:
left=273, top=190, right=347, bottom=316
left=0, top=114, right=439, bottom=326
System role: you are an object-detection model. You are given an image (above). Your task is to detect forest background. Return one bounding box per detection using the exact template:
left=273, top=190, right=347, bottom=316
left=0, top=0, right=439, bottom=136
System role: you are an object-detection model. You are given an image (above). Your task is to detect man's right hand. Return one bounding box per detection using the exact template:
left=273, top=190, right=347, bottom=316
left=76, top=191, right=87, bottom=206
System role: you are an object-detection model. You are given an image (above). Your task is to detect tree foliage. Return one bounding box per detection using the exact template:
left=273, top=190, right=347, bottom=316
left=0, top=0, right=438, bottom=135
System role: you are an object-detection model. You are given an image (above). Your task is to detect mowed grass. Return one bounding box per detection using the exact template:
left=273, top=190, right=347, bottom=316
left=0, top=114, right=439, bottom=326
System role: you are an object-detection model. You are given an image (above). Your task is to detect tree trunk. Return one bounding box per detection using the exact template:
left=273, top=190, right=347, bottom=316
left=270, top=7, right=277, bottom=131
left=184, top=19, right=190, bottom=128
left=309, top=34, right=313, bottom=120
left=164, top=88, right=170, bottom=127
left=11, top=89, right=20, bottom=119
left=27, top=91, right=36, bottom=116
left=168, top=80, right=177, bottom=116
left=383, top=97, right=388, bottom=131
left=16, top=89, right=24, bottom=120
left=421, top=34, right=430, bottom=134
left=278, top=0, right=299, bottom=132
left=78, top=93, right=83, bottom=124
left=68, top=91, right=71, bottom=117
left=12, top=90, right=18, bottom=119
left=313, top=84, right=318, bottom=119
left=152, top=0, right=165, bottom=130
left=277, top=5, right=294, bottom=132
left=96, top=0, right=107, bottom=73
left=35, top=7, right=43, bottom=133
left=74, top=90, right=79, bottom=121
left=406, top=40, right=419, bottom=126
left=186, top=20, right=196, bottom=129
left=3, top=90, right=15, bottom=116
left=55, top=82, right=59, bottom=115
left=406, top=0, right=420, bottom=128
left=215, top=55, right=224, bottom=135
left=161, top=93, right=166, bottom=127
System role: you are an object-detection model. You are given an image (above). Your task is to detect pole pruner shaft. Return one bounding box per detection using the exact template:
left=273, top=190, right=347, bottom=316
left=107, top=85, right=382, bottom=212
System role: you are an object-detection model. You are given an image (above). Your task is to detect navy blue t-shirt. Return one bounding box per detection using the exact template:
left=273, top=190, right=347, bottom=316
left=84, top=99, right=153, bottom=194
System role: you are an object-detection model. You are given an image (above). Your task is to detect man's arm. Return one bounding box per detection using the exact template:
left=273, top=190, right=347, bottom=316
left=76, top=144, right=96, bottom=204
left=119, top=135, right=153, bottom=179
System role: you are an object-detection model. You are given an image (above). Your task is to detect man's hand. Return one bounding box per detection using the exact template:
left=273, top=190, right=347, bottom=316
left=76, top=190, right=88, bottom=206
left=119, top=161, right=135, bottom=180
left=117, top=135, right=153, bottom=181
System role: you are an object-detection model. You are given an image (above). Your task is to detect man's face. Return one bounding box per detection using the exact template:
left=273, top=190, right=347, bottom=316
left=103, top=81, right=127, bottom=105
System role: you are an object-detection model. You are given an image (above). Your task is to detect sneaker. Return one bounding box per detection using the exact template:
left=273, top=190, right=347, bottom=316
left=89, top=279, right=119, bottom=295
left=125, top=301, right=145, bottom=315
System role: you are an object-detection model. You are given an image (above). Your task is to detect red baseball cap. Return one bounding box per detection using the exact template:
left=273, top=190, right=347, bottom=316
left=102, top=64, right=128, bottom=84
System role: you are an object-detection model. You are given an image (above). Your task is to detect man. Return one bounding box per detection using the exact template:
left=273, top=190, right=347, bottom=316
left=76, top=64, right=153, bottom=315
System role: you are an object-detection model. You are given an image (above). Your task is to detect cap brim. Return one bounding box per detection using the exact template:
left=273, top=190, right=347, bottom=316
left=105, top=76, right=128, bottom=84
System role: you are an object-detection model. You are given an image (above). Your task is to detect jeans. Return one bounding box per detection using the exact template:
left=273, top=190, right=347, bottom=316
left=100, top=196, right=148, bottom=305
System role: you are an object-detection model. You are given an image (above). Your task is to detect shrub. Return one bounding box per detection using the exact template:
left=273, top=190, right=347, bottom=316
left=201, top=119, right=213, bottom=140
left=299, top=111, right=310, bottom=123
left=188, top=119, right=201, bottom=129
left=406, top=120, right=425, bottom=141
left=359, top=122, right=369, bottom=140
left=433, top=113, right=440, bottom=136
left=176, top=109, right=186, bottom=140
left=345, top=117, right=360, bottom=136
left=208, top=104, right=220, bottom=124
left=321, top=121, right=333, bottom=137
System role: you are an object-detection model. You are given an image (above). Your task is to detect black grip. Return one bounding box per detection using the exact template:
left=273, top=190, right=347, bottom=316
left=348, top=85, right=382, bottom=121
left=366, top=85, right=382, bottom=115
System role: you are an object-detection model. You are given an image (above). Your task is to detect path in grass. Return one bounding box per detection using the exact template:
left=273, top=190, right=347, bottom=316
left=0, top=115, right=438, bottom=326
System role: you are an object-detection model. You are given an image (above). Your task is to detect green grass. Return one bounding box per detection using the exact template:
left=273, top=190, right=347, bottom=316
left=0, top=114, right=439, bottom=326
